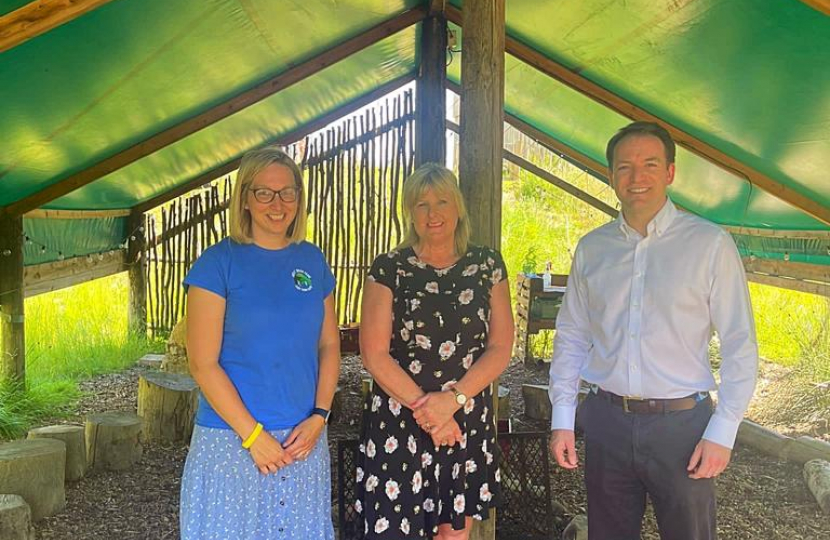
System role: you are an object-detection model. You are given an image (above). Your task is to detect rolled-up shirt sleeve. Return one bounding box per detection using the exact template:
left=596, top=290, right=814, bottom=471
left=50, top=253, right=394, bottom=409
left=549, top=243, right=593, bottom=431
left=703, top=231, right=759, bottom=448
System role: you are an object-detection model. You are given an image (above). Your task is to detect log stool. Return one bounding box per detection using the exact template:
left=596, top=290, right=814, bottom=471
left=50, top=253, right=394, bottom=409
left=0, top=494, right=35, bottom=540
left=0, top=439, right=66, bottom=521
left=27, top=424, right=87, bottom=481
left=137, top=371, right=198, bottom=443
left=85, top=412, right=143, bottom=473
left=804, top=459, right=830, bottom=514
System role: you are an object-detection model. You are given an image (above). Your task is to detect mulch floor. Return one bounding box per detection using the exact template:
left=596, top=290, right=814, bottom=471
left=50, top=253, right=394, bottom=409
left=32, top=356, right=830, bottom=540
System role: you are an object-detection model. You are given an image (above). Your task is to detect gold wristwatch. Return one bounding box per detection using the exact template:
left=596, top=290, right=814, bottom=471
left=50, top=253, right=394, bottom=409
left=450, top=385, right=468, bottom=406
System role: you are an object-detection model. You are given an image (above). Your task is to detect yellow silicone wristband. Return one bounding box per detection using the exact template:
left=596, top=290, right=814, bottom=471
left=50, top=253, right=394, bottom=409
left=241, top=422, right=263, bottom=449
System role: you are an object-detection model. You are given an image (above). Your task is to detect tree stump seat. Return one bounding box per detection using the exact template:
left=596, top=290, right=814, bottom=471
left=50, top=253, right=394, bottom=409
left=0, top=439, right=66, bottom=521
left=138, top=371, right=198, bottom=443
left=27, top=424, right=87, bottom=481
left=0, top=494, right=35, bottom=540
left=85, top=412, right=143, bottom=473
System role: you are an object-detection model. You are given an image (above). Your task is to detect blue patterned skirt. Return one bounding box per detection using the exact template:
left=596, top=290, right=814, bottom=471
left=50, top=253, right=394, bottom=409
left=180, top=425, right=335, bottom=540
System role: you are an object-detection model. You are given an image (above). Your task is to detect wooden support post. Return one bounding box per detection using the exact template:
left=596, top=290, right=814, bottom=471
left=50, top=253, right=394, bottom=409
left=127, top=210, right=147, bottom=337
left=458, top=0, right=505, bottom=250
left=0, top=213, right=25, bottom=385
left=415, top=11, right=447, bottom=166
left=458, top=2, right=505, bottom=538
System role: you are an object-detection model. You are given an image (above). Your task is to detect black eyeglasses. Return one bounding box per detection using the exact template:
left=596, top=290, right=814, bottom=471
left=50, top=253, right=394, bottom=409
left=247, top=186, right=299, bottom=204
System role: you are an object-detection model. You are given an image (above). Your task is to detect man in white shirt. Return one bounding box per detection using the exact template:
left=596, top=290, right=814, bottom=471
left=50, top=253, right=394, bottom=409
left=548, top=121, right=758, bottom=540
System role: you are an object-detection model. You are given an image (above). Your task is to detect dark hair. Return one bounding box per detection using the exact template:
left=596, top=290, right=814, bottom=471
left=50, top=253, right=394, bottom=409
left=606, top=121, right=676, bottom=169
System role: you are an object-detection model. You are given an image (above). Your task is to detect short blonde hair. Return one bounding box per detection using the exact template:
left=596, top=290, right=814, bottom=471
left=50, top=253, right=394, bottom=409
left=229, top=146, right=307, bottom=244
left=397, top=163, right=470, bottom=255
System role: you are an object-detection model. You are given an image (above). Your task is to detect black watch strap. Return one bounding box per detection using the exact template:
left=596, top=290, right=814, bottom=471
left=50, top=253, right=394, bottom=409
left=311, top=407, right=331, bottom=424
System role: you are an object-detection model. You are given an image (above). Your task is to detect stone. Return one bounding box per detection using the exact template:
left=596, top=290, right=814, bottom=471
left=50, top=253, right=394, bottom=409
left=137, top=353, right=165, bottom=368
left=26, top=424, right=87, bottom=481
left=522, top=384, right=552, bottom=421
left=0, top=439, right=66, bottom=521
left=0, top=494, right=35, bottom=539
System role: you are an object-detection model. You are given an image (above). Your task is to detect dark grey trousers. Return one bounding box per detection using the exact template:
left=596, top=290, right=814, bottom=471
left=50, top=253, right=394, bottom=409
left=578, top=392, right=717, bottom=540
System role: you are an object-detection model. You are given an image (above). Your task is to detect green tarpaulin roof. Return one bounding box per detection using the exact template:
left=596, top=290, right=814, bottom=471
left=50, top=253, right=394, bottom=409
left=2, top=0, right=829, bottom=266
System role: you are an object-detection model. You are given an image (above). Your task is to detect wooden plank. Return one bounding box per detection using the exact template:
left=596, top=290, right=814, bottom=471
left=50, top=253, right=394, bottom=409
left=0, top=0, right=116, bottom=54
left=415, top=12, right=447, bottom=166
left=1, top=8, right=427, bottom=217
left=23, top=249, right=125, bottom=298
left=0, top=214, right=25, bottom=383
left=444, top=4, right=830, bottom=227
left=132, top=74, right=415, bottom=214
left=742, top=257, right=830, bottom=283
left=446, top=119, right=618, bottom=218
left=25, top=208, right=131, bottom=219
left=746, top=272, right=830, bottom=298
left=799, top=0, right=830, bottom=16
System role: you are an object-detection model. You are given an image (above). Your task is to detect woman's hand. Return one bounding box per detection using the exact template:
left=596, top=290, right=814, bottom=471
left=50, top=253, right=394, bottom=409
left=248, top=431, right=294, bottom=475
left=412, top=391, right=459, bottom=433
left=284, top=415, right=326, bottom=461
left=429, top=418, right=463, bottom=448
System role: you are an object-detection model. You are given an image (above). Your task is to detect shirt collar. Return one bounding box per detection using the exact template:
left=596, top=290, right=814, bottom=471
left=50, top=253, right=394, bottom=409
left=616, top=197, right=678, bottom=240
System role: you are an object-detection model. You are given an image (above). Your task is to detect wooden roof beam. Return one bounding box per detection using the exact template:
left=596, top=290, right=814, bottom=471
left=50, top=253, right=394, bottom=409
left=798, top=1, right=830, bottom=16
left=132, top=74, right=415, bottom=214
left=1, top=6, right=427, bottom=218
left=444, top=5, right=830, bottom=226
left=0, top=0, right=117, bottom=54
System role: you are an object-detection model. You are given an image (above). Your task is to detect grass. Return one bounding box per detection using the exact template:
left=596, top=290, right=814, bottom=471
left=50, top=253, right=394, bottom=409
left=0, top=273, right=163, bottom=440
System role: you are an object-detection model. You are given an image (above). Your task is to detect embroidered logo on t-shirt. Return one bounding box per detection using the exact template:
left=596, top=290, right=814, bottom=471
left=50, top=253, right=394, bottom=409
left=292, top=269, right=313, bottom=291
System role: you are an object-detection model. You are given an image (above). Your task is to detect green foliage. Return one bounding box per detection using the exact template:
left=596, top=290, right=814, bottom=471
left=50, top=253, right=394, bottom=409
left=0, top=380, right=79, bottom=440
left=2, top=273, right=163, bottom=439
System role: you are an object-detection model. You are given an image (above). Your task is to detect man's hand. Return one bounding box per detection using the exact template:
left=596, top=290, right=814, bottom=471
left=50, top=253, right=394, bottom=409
left=687, top=439, right=731, bottom=479
left=549, top=429, right=579, bottom=469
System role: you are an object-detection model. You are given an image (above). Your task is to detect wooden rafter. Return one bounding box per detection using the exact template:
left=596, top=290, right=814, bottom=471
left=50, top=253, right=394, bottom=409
left=0, top=0, right=116, bottom=54
left=746, top=273, right=830, bottom=298
left=133, top=74, right=415, bottom=213
left=1, top=7, right=426, bottom=218
left=447, top=119, right=618, bottom=218
left=445, top=5, right=830, bottom=226
left=799, top=0, right=830, bottom=16
left=23, top=248, right=125, bottom=298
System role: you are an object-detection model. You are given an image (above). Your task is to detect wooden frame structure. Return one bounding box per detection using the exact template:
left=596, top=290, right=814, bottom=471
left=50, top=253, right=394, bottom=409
left=1, top=0, right=828, bottom=397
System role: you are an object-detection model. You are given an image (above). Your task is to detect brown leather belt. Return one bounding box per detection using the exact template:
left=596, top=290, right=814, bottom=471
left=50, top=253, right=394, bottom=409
left=596, top=387, right=707, bottom=414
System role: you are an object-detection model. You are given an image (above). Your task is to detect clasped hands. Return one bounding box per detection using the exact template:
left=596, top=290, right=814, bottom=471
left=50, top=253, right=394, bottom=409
left=248, top=415, right=326, bottom=475
left=411, top=391, right=464, bottom=448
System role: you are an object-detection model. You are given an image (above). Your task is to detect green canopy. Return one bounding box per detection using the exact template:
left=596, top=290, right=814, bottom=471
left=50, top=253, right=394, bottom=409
left=2, top=0, right=828, bottom=266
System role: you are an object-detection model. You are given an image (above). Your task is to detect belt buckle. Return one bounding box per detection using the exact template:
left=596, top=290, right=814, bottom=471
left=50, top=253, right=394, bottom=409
left=622, top=395, right=642, bottom=413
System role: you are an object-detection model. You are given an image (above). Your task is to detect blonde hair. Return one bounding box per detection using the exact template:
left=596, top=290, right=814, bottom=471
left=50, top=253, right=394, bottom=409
left=229, top=146, right=307, bottom=244
left=397, top=163, right=470, bottom=255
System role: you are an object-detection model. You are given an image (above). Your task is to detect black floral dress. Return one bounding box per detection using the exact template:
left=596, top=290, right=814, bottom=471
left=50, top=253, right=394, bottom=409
left=356, top=246, right=506, bottom=539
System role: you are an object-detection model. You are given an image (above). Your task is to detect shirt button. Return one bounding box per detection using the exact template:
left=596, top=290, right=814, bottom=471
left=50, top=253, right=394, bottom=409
left=281, top=476, right=287, bottom=481
left=280, top=500, right=285, bottom=506
left=629, top=332, right=636, bottom=338
left=630, top=365, right=638, bottom=371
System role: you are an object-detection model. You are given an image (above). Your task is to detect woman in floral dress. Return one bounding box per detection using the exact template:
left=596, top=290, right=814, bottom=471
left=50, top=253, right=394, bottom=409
left=357, top=163, right=514, bottom=539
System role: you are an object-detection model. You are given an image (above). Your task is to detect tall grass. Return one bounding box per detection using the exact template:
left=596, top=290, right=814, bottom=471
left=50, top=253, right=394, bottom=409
left=1, top=273, right=162, bottom=439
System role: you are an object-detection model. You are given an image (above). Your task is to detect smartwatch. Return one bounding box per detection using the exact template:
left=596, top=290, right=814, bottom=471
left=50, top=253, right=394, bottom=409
left=311, top=407, right=331, bottom=424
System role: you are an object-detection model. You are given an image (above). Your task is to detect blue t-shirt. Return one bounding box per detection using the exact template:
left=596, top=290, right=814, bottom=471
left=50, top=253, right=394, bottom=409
left=183, top=238, right=335, bottom=430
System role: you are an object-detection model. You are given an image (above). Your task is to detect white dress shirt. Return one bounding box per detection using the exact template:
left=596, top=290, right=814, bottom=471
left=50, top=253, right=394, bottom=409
left=549, top=198, right=758, bottom=448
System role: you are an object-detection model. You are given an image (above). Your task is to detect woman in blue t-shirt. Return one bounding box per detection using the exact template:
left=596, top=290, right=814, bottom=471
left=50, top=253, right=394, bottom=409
left=180, top=146, right=340, bottom=540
